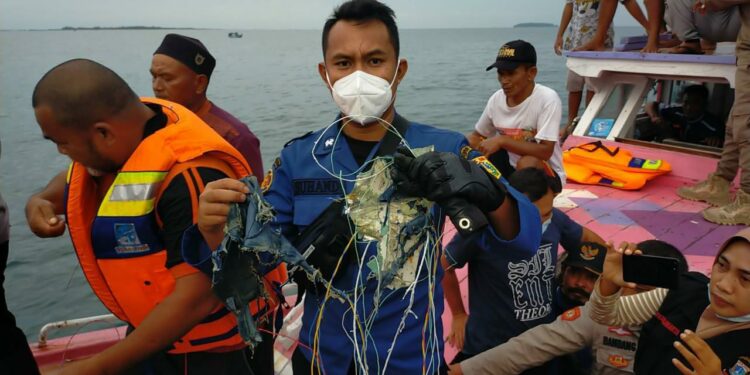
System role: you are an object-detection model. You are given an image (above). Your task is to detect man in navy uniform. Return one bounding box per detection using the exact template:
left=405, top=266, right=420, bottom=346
left=194, top=1, right=542, bottom=374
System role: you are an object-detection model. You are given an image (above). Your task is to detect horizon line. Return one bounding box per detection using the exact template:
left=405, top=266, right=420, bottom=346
left=0, top=24, right=644, bottom=32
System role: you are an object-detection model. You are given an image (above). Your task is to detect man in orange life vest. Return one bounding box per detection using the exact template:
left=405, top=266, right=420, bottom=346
left=29, top=59, right=284, bottom=374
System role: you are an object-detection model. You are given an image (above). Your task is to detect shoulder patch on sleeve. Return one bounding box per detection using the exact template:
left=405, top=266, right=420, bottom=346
left=260, top=157, right=280, bottom=193
left=460, top=145, right=484, bottom=161
left=472, top=155, right=502, bottom=180
left=460, top=145, right=472, bottom=159
left=283, top=131, right=313, bottom=148
left=561, top=306, right=581, bottom=321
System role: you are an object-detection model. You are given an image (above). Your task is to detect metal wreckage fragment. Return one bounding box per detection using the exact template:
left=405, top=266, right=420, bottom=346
left=347, top=147, right=436, bottom=290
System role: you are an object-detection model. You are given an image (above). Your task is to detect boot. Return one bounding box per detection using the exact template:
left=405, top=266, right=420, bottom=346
left=677, top=173, right=731, bottom=207
left=702, top=189, right=750, bottom=225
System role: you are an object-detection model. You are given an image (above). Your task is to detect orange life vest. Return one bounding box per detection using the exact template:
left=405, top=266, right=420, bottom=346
left=563, top=141, right=671, bottom=190
left=65, top=97, right=287, bottom=354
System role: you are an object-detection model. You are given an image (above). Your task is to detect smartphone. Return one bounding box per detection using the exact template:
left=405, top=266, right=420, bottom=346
left=622, top=254, right=681, bottom=289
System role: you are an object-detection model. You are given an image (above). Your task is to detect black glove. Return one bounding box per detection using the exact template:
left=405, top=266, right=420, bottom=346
left=393, top=148, right=507, bottom=212
left=439, top=197, right=488, bottom=237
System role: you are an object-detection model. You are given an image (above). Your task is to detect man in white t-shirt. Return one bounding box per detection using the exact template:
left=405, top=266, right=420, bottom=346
left=467, top=40, right=566, bottom=185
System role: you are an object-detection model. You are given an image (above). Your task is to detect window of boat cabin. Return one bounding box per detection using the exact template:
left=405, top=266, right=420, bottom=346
left=584, top=84, right=634, bottom=138
left=631, top=80, right=733, bottom=153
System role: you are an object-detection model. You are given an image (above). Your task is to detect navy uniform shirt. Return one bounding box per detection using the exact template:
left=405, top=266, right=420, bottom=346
left=263, top=115, right=541, bottom=375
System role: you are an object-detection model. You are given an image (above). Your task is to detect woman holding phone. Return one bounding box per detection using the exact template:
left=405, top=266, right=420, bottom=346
left=589, top=228, right=750, bottom=375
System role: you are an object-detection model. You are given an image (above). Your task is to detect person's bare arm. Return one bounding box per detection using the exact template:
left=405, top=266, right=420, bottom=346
left=646, top=101, right=663, bottom=123
left=642, top=0, right=665, bottom=52
left=478, top=136, right=555, bottom=162
left=198, top=178, right=250, bottom=250
left=61, top=272, right=223, bottom=375
left=581, top=227, right=605, bottom=244
left=25, top=170, right=67, bottom=237
left=622, top=0, right=649, bottom=29
left=442, top=255, right=469, bottom=351
left=556, top=3, right=574, bottom=55
left=458, top=304, right=595, bottom=375
left=466, top=130, right=485, bottom=149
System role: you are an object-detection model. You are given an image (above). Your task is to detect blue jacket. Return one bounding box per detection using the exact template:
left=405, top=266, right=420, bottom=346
left=264, top=115, right=541, bottom=375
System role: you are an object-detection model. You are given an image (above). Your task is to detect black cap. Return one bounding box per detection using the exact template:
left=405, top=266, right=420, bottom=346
left=486, top=40, right=537, bottom=71
left=154, top=34, right=216, bottom=77
left=563, top=242, right=606, bottom=275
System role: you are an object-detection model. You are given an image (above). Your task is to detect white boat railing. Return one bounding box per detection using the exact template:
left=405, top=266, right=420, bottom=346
left=37, top=314, right=120, bottom=348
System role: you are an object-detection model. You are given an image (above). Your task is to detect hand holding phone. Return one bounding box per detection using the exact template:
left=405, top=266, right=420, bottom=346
left=623, top=254, right=681, bottom=289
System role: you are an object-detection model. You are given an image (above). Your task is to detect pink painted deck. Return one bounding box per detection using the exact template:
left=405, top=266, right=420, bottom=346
left=440, top=135, right=746, bottom=362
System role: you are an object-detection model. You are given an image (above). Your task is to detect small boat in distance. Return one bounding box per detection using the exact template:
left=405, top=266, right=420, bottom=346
left=228, top=32, right=243, bottom=38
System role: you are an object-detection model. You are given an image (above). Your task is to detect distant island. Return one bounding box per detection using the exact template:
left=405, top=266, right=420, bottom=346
left=514, top=23, right=556, bottom=28
left=61, top=26, right=197, bottom=31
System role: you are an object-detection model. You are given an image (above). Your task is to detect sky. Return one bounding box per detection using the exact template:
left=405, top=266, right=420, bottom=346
left=0, top=0, right=642, bottom=30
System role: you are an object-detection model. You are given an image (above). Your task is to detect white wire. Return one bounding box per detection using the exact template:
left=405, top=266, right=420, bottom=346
left=302, top=113, right=447, bottom=374
left=309, top=114, right=414, bottom=183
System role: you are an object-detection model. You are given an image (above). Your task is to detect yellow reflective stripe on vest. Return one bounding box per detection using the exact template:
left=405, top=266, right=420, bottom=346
left=98, top=172, right=167, bottom=217
left=66, top=163, right=74, bottom=183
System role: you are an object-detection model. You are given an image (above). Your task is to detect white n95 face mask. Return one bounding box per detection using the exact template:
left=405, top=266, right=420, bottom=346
left=327, top=63, right=399, bottom=125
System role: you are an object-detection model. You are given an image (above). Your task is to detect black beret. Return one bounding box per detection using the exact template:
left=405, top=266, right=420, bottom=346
left=154, top=33, right=216, bottom=77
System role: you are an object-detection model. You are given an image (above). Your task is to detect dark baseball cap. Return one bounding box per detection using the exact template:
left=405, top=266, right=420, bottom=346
left=486, top=40, right=537, bottom=72
left=563, top=242, right=607, bottom=275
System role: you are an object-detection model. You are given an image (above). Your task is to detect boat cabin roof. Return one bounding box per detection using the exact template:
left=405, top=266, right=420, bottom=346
left=565, top=47, right=736, bottom=144
left=566, top=48, right=737, bottom=87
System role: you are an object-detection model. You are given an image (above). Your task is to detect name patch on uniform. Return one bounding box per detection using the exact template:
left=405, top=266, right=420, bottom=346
left=561, top=306, right=581, bottom=321
left=114, top=223, right=150, bottom=254
left=293, top=179, right=343, bottom=196
left=603, top=336, right=637, bottom=352
left=608, top=355, right=630, bottom=368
